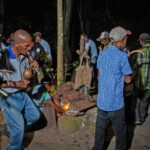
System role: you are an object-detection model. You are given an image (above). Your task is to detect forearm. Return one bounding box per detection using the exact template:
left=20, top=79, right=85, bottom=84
left=0, top=80, right=29, bottom=89
left=44, top=100, right=64, bottom=113
left=0, top=81, right=17, bottom=88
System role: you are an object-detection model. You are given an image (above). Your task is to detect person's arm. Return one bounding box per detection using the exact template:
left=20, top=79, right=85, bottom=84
left=0, top=80, right=30, bottom=88
left=121, top=54, right=133, bottom=83
left=42, top=89, right=64, bottom=113
left=124, top=75, right=131, bottom=84
left=44, top=100, right=65, bottom=113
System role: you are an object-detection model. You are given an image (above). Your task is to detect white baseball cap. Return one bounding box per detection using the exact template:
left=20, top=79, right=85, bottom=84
left=96, top=31, right=109, bottom=41
left=109, top=26, right=131, bottom=42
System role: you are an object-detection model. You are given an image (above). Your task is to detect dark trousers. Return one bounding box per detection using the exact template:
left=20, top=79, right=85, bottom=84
left=92, top=108, right=126, bottom=150
left=132, top=88, right=150, bottom=123
left=90, top=63, right=97, bottom=87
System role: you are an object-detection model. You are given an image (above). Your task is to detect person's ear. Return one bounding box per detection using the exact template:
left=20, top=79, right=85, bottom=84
left=14, top=42, right=20, bottom=48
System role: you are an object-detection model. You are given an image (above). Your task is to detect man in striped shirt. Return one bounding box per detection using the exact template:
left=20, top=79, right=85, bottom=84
left=92, top=26, right=132, bottom=150
left=133, top=33, right=150, bottom=125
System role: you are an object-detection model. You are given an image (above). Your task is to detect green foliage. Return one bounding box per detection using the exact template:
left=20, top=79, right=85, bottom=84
left=35, top=52, right=52, bottom=74
left=34, top=52, right=79, bottom=86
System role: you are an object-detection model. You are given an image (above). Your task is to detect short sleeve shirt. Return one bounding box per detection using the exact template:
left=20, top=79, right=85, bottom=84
left=0, top=44, right=29, bottom=93
left=85, top=39, right=98, bottom=64
left=96, top=45, right=132, bottom=111
left=31, top=84, right=51, bottom=107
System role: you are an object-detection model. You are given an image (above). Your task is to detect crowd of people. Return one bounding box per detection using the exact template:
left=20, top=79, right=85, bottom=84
left=0, top=26, right=149, bottom=150
left=79, top=27, right=150, bottom=150
left=92, top=27, right=150, bottom=150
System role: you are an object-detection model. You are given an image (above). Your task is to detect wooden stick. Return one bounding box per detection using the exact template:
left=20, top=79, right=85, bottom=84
left=129, top=49, right=144, bottom=56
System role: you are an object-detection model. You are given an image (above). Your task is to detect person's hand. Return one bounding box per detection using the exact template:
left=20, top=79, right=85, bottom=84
left=127, top=50, right=130, bottom=57
left=30, top=60, right=39, bottom=69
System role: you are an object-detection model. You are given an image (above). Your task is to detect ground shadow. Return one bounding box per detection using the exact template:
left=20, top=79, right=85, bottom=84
left=126, top=124, right=136, bottom=149
left=23, top=132, right=35, bottom=148
left=125, top=95, right=136, bottom=149
left=0, top=124, right=8, bottom=150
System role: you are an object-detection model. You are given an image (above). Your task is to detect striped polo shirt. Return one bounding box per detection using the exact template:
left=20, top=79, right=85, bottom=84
left=0, top=44, right=29, bottom=93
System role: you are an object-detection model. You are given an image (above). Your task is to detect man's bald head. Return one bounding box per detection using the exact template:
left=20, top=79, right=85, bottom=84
left=12, top=29, right=33, bottom=56
left=13, top=29, right=32, bottom=43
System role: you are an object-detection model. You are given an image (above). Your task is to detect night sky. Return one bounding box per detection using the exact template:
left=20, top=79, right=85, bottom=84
left=3, top=0, right=150, bottom=49
left=4, top=0, right=150, bottom=27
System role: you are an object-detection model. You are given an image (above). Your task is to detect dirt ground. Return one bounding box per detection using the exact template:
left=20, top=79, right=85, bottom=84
left=0, top=109, right=150, bottom=150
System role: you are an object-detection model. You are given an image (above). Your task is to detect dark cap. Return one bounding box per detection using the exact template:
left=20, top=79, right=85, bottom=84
left=96, top=31, right=109, bottom=41
left=33, top=32, right=42, bottom=37
left=138, top=33, right=150, bottom=42
left=41, top=76, right=52, bottom=84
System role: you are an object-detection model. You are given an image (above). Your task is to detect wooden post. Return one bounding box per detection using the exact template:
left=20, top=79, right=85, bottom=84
left=43, top=106, right=57, bottom=128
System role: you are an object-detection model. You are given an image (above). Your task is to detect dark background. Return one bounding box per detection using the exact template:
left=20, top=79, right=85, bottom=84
left=2, top=0, right=150, bottom=60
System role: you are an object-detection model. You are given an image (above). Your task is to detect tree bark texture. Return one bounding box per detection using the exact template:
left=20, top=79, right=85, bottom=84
left=63, top=0, right=73, bottom=64
left=57, top=0, right=64, bottom=85
left=0, top=0, right=4, bottom=33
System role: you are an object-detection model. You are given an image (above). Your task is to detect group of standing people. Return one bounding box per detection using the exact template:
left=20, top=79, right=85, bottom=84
left=0, top=26, right=149, bottom=150
left=87, top=26, right=150, bottom=150
left=79, top=26, right=150, bottom=150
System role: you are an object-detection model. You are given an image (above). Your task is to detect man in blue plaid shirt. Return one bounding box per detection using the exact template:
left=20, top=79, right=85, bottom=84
left=92, top=26, right=132, bottom=150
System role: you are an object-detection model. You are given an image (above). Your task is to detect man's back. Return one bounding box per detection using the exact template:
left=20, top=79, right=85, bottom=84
left=97, top=45, right=132, bottom=111
left=40, top=39, right=52, bottom=61
left=33, top=32, right=52, bottom=62
left=85, top=38, right=98, bottom=64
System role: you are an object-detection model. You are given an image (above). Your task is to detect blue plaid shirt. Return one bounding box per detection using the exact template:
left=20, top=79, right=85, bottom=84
left=97, top=46, right=132, bottom=111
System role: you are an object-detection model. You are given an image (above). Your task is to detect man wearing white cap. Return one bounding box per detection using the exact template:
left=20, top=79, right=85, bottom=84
left=96, top=31, right=111, bottom=52
left=92, top=26, right=132, bottom=150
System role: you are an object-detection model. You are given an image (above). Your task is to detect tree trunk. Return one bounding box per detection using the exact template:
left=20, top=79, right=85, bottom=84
left=83, top=0, right=93, bottom=35
left=63, top=0, right=73, bottom=76
left=57, top=0, right=64, bottom=86
left=0, top=0, right=4, bottom=33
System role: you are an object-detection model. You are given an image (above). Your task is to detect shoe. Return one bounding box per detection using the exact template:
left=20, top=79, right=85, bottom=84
left=134, top=120, right=142, bottom=125
left=141, top=118, right=145, bottom=124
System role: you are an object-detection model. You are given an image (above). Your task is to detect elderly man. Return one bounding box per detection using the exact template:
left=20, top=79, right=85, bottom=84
left=0, top=29, right=47, bottom=150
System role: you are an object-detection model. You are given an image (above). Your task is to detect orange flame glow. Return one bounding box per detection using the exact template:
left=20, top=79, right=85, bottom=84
left=63, top=103, right=70, bottom=111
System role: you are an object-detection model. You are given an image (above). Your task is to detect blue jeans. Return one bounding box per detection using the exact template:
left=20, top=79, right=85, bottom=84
left=92, top=107, right=126, bottom=150
left=0, top=91, right=40, bottom=150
